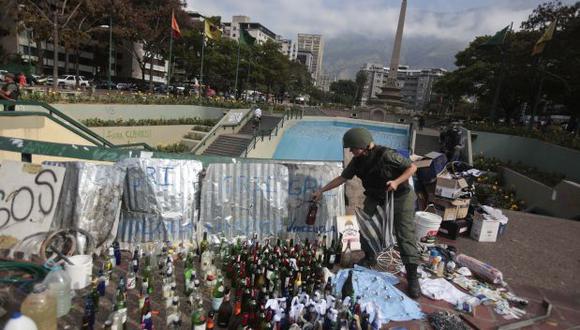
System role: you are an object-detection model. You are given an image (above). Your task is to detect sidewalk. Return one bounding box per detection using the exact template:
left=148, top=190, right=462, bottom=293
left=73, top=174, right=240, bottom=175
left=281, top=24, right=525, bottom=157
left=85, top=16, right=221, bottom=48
left=387, top=211, right=580, bottom=329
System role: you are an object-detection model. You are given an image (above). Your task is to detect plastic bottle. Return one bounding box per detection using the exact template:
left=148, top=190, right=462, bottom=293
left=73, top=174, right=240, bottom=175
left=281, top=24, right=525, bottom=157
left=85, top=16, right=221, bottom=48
left=3, top=312, right=38, bottom=330
left=43, top=265, right=72, bottom=317
left=21, top=283, right=57, bottom=330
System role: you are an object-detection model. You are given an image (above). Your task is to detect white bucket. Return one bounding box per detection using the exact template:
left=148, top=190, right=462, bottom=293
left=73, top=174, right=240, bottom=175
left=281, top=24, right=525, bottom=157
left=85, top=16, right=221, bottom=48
left=415, top=211, right=443, bottom=242
left=65, top=255, right=93, bottom=290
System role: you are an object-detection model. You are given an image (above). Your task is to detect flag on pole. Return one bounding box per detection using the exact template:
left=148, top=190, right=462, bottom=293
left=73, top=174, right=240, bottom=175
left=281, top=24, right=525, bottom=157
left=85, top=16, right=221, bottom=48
left=171, top=10, right=181, bottom=38
left=239, top=29, right=256, bottom=46
left=204, top=19, right=222, bottom=40
left=481, top=25, right=510, bottom=47
left=532, top=20, right=557, bottom=56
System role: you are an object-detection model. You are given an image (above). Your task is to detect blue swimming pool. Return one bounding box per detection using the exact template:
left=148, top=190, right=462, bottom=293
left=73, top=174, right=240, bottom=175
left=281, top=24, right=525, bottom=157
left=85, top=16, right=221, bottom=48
left=272, top=120, right=410, bottom=161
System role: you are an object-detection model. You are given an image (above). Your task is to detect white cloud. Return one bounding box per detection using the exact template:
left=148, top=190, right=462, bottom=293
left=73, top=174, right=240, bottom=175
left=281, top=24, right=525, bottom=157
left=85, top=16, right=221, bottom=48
left=184, top=0, right=574, bottom=41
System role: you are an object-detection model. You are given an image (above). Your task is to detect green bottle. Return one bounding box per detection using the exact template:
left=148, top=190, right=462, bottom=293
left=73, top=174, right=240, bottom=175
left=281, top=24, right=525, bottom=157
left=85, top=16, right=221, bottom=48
left=191, top=299, right=207, bottom=330
left=212, top=276, right=225, bottom=311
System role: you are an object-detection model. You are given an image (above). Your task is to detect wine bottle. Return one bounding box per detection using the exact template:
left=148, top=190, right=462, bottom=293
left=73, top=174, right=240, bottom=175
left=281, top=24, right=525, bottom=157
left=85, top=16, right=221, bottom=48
left=217, top=291, right=233, bottom=327
left=200, top=232, right=209, bottom=256
left=340, top=240, right=352, bottom=269
left=212, top=276, right=225, bottom=311
left=335, top=234, right=343, bottom=265
left=306, top=200, right=318, bottom=225
left=341, top=270, right=354, bottom=300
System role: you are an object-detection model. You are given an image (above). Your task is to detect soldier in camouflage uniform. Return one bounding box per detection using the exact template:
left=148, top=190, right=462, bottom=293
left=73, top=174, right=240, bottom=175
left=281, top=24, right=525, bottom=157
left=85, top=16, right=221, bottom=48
left=312, top=127, right=421, bottom=298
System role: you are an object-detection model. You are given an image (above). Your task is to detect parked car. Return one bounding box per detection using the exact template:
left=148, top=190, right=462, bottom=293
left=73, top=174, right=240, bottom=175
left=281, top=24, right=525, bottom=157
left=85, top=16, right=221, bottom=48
left=47, top=75, right=91, bottom=87
left=116, top=82, right=137, bottom=91
left=0, top=69, right=8, bottom=80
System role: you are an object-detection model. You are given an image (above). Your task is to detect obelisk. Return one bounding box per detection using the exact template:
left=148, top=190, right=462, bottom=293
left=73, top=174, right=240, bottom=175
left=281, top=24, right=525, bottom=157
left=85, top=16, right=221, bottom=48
left=375, top=0, right=407, bottom=109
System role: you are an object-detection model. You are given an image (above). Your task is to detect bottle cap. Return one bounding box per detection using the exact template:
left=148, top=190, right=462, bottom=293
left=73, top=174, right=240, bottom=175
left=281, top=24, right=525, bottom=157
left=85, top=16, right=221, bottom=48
left=10, top=312, right=22, bottom=319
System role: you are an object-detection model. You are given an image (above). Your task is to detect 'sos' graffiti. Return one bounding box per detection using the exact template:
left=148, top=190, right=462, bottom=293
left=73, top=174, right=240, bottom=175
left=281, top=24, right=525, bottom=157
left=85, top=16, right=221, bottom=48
left=0, top=161, right=66, bottom=240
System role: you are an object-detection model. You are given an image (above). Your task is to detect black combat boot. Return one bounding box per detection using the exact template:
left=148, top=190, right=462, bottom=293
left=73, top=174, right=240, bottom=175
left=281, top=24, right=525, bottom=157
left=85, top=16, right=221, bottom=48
left=406, top=263, right=421, bottom=299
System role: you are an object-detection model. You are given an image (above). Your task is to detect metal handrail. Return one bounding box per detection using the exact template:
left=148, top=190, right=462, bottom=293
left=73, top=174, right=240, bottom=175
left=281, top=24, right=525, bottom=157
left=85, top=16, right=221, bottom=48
left=0, top=100, right=156, bottom=150
left=243, top=107, right=297, bottom=157
left=190, top=107, right=254, bottom=154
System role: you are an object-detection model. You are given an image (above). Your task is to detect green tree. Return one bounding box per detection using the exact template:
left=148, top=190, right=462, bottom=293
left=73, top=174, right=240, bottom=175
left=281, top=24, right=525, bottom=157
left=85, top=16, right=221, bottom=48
left=330, top=79, right=358, bottom=106
left=18, top=0, right=84, bottom=88
left=434, top=1, right=580, bottom=120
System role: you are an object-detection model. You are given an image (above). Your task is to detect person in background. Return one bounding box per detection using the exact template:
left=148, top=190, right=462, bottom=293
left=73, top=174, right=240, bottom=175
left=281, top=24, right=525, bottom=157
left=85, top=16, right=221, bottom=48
left=17, top=72, right=27, bottom=87
left=0, top=73, right=19, bottom=111
left=418, top=116, right=425, bottom=131
left=252, top=106, right=262, bottom=130
left=311, top=127, right=422, bottom=299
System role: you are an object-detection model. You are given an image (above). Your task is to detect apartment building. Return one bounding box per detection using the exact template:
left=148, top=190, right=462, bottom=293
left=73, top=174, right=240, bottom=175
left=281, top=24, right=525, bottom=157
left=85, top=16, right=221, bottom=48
left=296, top=34, right=324, bottom=85
left=360, top=63, right=446, bottom=111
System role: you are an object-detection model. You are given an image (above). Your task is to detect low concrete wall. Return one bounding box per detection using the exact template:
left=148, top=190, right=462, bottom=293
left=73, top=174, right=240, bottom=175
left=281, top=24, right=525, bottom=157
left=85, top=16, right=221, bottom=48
left=90, top=125, right=193, bottom=146
left=472, top=131, right=580, bottom=182
left=501, top=167, right=580, bottom=220
left=30, top=104, right=229, bottom=121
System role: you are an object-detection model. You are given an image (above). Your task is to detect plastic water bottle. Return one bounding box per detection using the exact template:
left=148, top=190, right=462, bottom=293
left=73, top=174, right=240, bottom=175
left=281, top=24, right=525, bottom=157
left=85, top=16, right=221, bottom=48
left=43, top=265, right=72, bottom=317
left=21, top=283, right=57, bottom=330
left=3, top=312, right=38, bottom=330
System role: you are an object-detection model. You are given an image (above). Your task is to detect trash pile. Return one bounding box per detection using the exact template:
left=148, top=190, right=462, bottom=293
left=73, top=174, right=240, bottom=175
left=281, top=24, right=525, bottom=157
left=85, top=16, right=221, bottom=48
left=414, top=154, right=510, bottom=243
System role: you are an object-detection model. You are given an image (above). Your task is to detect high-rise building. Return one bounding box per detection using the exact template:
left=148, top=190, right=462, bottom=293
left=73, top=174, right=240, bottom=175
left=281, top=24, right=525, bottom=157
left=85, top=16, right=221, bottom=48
left=222, top=16, right=276, bottom=45
left=297, top=34, right=324, bottom=85
left=360, top=63, right=446, bottom=111
left=277, top=36, right=297, bottom=61
left=296, top=51, right=314, bottom=73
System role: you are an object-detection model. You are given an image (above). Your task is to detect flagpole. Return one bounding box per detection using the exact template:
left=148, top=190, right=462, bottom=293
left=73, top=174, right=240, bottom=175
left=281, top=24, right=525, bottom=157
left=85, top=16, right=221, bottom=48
left=200, top=31, right=205, bottom=88
left=234, top=41, right=241, bottom=99
left=168, top=28, right=174, bottom=86
left=529, top=56, right=545, bottom=129
left=489, top=22, right=512, bottom=122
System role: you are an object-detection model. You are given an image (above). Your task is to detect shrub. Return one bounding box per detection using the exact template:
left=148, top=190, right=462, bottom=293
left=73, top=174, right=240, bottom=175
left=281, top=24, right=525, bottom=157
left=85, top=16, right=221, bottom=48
left=184, top=132, right=206, bottom=140
left=466, top=122, right=580, bottom=151
left=156, top=143, right=190, bottom=153
left=81, top=117, right=219, bottom=127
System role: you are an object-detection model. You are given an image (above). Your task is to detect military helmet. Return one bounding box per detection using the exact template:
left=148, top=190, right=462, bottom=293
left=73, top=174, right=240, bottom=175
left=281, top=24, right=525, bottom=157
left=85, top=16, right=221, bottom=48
left=343, top=127, right=373, bottom=149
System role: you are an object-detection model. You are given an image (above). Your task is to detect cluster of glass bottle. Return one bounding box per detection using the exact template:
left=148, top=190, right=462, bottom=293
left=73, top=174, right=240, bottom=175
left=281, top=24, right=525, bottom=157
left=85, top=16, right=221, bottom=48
left=80, top=231, right=367, bottom=330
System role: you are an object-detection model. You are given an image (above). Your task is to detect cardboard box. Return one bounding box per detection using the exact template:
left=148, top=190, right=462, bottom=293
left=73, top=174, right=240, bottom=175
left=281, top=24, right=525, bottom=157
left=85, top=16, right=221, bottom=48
left=432, top=197, right=471, bottom=221
left=438, top=219, right=470, bottom=240
left=415, top=152, right=448, bottom=184
left=470, top=213, right=500, bottom=242
left=435, top=173, right=468, bottom=199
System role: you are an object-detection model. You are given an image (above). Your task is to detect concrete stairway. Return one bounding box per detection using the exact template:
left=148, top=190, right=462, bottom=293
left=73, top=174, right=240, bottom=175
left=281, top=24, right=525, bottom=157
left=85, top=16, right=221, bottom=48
left=238, top=114, right=283, bottom=135
left=201, top=134, right=253, bottom=156
left=201, top=114, right=284, bottom=157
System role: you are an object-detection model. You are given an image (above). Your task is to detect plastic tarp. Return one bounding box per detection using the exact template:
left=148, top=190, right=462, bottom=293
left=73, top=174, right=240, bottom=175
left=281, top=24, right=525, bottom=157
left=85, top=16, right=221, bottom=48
left=199, top=162, right=289, bottom=240
left=334, top=266, right=423, bottom=326
left=46, top=161, right=125, bottom=250
left=116, top=158, right=203, bottom=245
left=283, top=162, right=345, bottom=244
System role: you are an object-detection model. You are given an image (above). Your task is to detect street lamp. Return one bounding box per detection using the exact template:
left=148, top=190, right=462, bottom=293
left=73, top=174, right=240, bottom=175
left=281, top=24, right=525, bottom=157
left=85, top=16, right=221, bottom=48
left=99, top=18, right=113, bottom=90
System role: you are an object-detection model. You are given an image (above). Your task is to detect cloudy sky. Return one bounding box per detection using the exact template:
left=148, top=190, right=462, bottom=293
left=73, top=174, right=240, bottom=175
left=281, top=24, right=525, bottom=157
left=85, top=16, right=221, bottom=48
left=185, top=0, right=575, bottom=76
left=184, top=0, right=572, bottom=42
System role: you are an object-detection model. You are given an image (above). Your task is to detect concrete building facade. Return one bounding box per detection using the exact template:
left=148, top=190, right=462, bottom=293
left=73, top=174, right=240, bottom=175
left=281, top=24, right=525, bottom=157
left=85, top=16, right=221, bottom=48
left=1, top=20, right=170, bottom=83
left=360, top=63, right=446, bottom=111
left=297, top=34, right=324, bottom=85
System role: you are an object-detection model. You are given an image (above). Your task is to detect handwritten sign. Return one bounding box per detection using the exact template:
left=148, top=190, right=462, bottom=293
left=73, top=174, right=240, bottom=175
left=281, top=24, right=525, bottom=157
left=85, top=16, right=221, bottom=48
left=336, top=215, right=361, bottom=251
left=0, top=160, right=65, bottom=240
